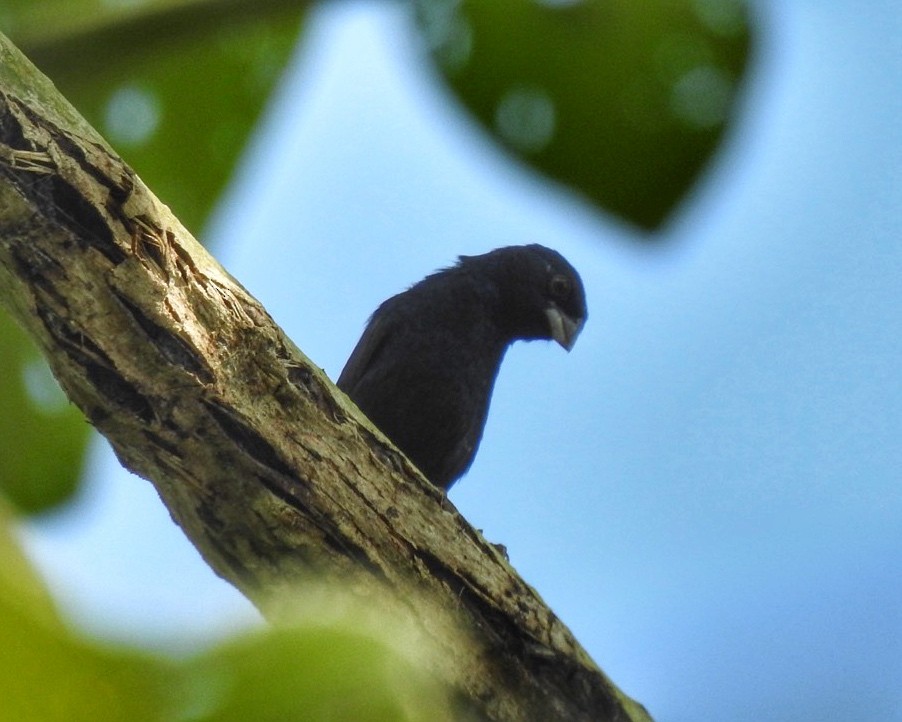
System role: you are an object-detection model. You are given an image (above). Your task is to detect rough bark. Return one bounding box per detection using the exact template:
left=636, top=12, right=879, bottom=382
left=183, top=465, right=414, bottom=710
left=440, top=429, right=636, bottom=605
left=0, top=32, right=653, bottom=722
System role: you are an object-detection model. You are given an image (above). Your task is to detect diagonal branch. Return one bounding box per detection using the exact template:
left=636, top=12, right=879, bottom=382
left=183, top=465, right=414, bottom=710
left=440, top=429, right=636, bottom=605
left=0, top=32, right=652, bottom=722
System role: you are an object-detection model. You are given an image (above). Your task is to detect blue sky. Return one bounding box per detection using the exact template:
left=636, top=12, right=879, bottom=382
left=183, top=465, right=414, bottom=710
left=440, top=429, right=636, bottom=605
left=20, top=1, right=902, bottom=720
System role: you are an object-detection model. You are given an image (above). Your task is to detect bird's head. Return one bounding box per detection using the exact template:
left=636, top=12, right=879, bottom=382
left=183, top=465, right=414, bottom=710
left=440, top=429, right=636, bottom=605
left=464, top=244, right=587, bottom=351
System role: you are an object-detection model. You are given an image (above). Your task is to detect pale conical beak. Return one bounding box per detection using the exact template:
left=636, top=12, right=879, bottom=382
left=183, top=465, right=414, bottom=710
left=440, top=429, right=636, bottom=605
left=545, top=306, right=585, bottom=351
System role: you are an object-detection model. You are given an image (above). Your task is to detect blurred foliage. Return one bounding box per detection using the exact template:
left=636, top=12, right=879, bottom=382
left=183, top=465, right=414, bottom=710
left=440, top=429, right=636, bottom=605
left=0, top=311, right=90, bottom=513
left=0, top=503, right=449, bottom=721
left=190, top=624, right=451, bottom=722
left=414, top=0, right=753, bottom=230
left=0, top=502, right=175, bottom=722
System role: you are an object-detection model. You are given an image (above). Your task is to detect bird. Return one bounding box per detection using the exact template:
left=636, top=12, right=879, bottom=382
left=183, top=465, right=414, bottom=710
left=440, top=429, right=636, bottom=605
left=337, top=244, right=587, bottom=491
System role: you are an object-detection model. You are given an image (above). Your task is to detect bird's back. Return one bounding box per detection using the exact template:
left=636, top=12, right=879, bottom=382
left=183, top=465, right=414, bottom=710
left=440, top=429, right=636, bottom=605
left=338, top=269, right=508, bottom=488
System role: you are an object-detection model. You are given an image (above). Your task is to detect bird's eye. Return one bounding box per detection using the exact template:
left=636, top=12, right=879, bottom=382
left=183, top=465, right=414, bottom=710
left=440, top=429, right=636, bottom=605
left=548, top=274, right=571, bottom=300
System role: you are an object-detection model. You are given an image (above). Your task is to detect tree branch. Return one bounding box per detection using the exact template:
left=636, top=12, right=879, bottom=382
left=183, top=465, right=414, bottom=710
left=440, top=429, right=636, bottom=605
left=0, top=33, right=652, bottom=722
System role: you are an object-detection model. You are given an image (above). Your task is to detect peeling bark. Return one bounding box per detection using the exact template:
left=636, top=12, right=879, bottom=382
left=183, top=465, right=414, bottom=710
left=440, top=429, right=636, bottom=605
left=0, top=33, right=653, bottom=722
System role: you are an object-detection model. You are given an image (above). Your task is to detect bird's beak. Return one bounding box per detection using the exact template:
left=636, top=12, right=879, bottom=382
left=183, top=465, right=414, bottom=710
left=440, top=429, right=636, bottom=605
left=545, top=306, right=585, bottom=351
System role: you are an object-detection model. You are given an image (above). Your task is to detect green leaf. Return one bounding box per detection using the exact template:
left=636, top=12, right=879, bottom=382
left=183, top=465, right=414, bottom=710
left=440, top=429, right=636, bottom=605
left=0, top=501, right=61, bottom=627
left=0, top=504, right=176, bottom=722
left=415, top=0, right=754, bottom=230
left=0, top=311, right=90, bottom=514
left=187, top=624, right=450, bottom=721
left=0, top=512, right=449, bottom=722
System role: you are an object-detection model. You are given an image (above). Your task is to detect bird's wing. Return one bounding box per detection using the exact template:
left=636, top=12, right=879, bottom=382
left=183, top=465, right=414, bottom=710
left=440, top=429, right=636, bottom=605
left=336, top=309, right=394, bottom=394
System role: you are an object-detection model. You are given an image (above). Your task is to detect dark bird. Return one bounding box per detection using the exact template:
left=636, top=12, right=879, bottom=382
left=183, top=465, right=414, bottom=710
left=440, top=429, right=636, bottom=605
left=337, top=244, right=587, bottom=491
